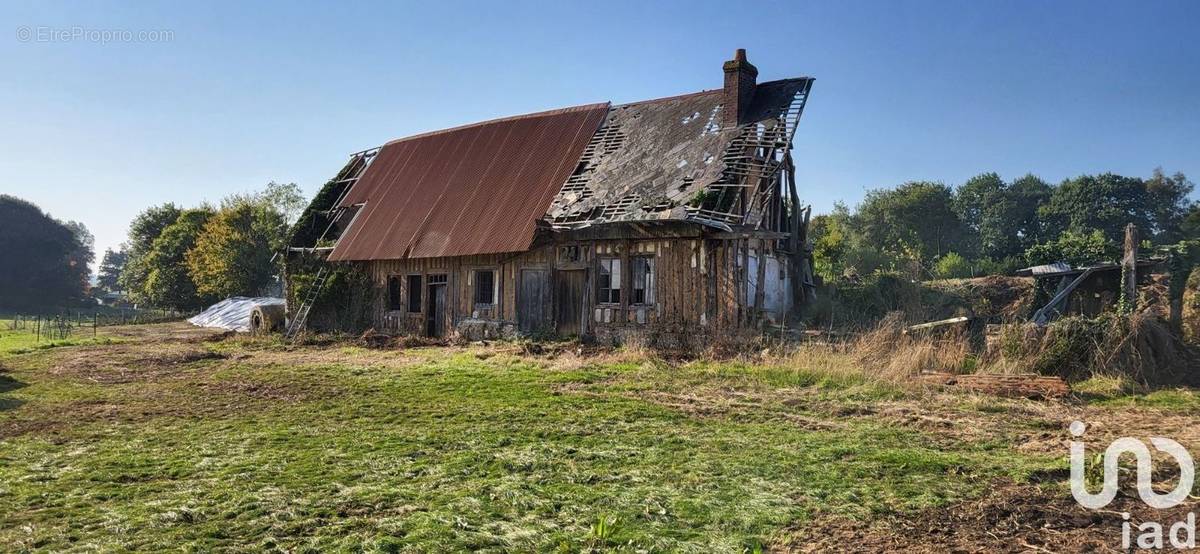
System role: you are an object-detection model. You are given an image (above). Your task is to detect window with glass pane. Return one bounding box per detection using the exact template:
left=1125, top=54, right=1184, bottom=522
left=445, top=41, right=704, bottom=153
left=475, top=270, right=495, bottom=305
left=631, top=257, right=654, bottom=305
left=597, top=257, right=621, bottom=304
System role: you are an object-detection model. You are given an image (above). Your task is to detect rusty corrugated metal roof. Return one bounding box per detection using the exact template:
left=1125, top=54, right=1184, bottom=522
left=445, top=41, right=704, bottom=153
left=328, top=103, right=609, bottom=261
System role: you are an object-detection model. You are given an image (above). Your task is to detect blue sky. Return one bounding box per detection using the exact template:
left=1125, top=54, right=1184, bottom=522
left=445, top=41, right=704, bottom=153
left=2, top=0, right=1198, bottom=261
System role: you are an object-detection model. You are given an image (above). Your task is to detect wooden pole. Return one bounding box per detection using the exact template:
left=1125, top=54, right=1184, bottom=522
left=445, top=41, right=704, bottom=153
left=753, top=238, right=767, bottom=320
left=1120, top=223, right=1139, bottom=315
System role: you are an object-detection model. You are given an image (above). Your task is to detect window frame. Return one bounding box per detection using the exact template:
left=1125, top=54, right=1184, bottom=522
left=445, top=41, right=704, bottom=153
left=630, top=256, right=655, bottom=306
left=596, top=257, right=622, bottom=305
left=386, top=276, right=403, bottom=311
left=473, top=268, right=497, bottom=307
left=405, top=274, right=423, bottom=313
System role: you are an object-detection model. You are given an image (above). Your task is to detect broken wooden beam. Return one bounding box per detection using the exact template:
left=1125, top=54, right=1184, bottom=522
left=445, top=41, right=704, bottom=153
left=905, top=316, right=970, bottom=333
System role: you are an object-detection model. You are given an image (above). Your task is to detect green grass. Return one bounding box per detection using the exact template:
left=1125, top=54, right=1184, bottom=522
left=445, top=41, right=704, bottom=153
left=0, top=328, right=1065, bottom=552
left=0, top=320, right=119, bottom=357
left=1074, top=376, right=1200, bottom=410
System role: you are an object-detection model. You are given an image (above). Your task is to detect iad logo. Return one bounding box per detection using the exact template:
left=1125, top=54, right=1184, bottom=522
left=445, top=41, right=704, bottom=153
left=1069, top=421, right=1196, bottom=549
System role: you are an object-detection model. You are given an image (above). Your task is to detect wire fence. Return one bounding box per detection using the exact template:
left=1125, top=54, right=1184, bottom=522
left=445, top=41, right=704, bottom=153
left=5, top=309, right=191, bottom=342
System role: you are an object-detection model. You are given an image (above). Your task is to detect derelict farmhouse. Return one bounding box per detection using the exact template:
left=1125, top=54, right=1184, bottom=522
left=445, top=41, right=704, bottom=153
left=287, top=50, right=816, bottom=346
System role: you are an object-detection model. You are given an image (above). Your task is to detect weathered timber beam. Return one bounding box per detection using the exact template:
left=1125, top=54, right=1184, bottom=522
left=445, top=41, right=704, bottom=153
left=708, top=231, right=790, bottom=240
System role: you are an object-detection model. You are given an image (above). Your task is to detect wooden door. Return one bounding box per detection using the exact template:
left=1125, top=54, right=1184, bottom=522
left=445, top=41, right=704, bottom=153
left=555, top=270, right=586, bottom=336
left=426, top=283, right=446, bottom=338
left=518, top=269, right=551, bottom=334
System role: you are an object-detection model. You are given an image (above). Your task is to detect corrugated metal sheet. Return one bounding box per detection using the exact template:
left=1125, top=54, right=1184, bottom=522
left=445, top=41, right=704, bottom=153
left=328, top=104, right=609, bottom=261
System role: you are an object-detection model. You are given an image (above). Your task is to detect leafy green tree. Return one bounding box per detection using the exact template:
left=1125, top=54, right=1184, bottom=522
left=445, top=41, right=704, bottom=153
left=119, top=203, right=182, bottom=302
left=186, top=199, right=288, bottom=298
left=0, top=195, right=92, bottom=309
left=1144, top=168, right=1195, bottom=242
left=1183, top=203, right=1200, bottom=240
left=809, top=203, right=852, bottom=281
left=952, top=172, right=1005, bottom=254
left=953, top=172, right=1054, bottom=260
left=140, top=208, right=215, bottom=310
left=258, top=181, right=306, bottom=224
left=97, top=248, right=128, bottom=292
left=1024, top=229, right=1118, bottom=267
left=856, top=181, right=966, bottom=269
left=1040, top=173, right=1147, bottom=242
left=1006, top=174, right=1054, bottom=248
left=63, top=221, right=95, bottom=287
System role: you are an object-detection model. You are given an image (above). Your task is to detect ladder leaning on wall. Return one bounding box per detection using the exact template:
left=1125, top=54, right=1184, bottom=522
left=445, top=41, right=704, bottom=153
left=284, top=147, right=378, bottom=341
left=284, top=265, right=329, bottom=341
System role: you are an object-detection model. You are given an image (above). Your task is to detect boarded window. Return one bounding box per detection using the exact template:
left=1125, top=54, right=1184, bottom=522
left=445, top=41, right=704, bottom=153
left=631, top=257, right=654, bottom=305
left=597, top=257, right=621, bottom=304
left=475, top=270, right=495, bottom=305
left=406, top=275, right=422, bottom=313
left=387, top=276, right=403, bottom=311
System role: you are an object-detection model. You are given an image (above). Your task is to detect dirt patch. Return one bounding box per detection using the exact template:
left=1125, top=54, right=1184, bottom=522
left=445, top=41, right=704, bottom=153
left=560, top=381, right=847, bottom=431
left=0, top=375, right=337, bottom=440
left=779, top=481, right=1197, bottom=553
left=48, top=344, right=227, bottom=384
left=100, top=322, right=229, bottom=343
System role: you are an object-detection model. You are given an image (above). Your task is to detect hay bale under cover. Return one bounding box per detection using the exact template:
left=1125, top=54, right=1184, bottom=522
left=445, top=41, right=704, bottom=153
left=189, top=297, right=285, bottom=332
left=250, top=304, right=286, bottom=335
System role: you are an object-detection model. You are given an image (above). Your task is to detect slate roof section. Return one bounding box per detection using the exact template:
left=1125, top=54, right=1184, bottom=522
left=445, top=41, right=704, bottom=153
left=327, top=104, right=609, bottom=261
left=546, top=77, right=814, bottom=226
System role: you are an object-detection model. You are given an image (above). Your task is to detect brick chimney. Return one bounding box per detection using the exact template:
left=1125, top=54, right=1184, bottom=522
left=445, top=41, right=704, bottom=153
left=722, top=48, right=758, bottom=127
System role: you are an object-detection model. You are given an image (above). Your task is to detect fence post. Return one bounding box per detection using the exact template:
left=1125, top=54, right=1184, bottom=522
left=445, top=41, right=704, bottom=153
left=1120, top=223, right=1139, bottom=315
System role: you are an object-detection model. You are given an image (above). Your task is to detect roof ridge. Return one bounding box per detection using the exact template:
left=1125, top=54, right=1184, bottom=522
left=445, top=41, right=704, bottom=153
left=608, top=76, right=812, bottom=109
left=383, top=102, right=611, bottom=146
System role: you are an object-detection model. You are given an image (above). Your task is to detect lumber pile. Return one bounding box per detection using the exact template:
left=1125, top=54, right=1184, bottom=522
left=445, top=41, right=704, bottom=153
left=918, top=371, right=1070, bottom=399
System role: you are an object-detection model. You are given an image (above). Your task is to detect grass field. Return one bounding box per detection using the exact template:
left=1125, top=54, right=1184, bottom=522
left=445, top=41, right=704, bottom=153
left=0, top=323, right=1196, bottom=552
left=0, top=318, right=123, bottom=357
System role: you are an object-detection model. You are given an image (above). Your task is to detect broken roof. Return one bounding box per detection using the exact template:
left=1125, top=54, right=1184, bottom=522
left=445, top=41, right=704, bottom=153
left=328, top=104, right=609, bottom=261
left=548, top=78, right=813, bottom=227
left=326, top=76, right=813, bottom=261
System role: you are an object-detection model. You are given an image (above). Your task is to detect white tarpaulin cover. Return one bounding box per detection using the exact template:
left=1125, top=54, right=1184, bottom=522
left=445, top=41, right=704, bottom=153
left=188, top=297, right=286, bottom=332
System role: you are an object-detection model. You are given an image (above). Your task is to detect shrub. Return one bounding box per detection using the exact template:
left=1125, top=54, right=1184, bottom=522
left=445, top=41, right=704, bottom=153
left=1024, top=229, right=1117, bottom=266
left=933, top=252, right=972, bottom=279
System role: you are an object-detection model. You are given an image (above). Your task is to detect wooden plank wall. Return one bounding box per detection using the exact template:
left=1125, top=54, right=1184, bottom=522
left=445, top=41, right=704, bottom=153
left=588, top=238, right=746, bottom=336
left=364, top=248, right=552, bottom=334
left=358, top=236, right=776, bottom=339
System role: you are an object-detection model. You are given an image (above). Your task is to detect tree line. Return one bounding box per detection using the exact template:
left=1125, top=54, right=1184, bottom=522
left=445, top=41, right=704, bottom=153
left=5, top=169, right=1196, bottom=311
left=811, top=169, right=1199, bottom=282
left=0, top=195, right=95, bottom=310
left=113, top=182, right=305, bottom=310
left=0, top=183, right=303, bottom=312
